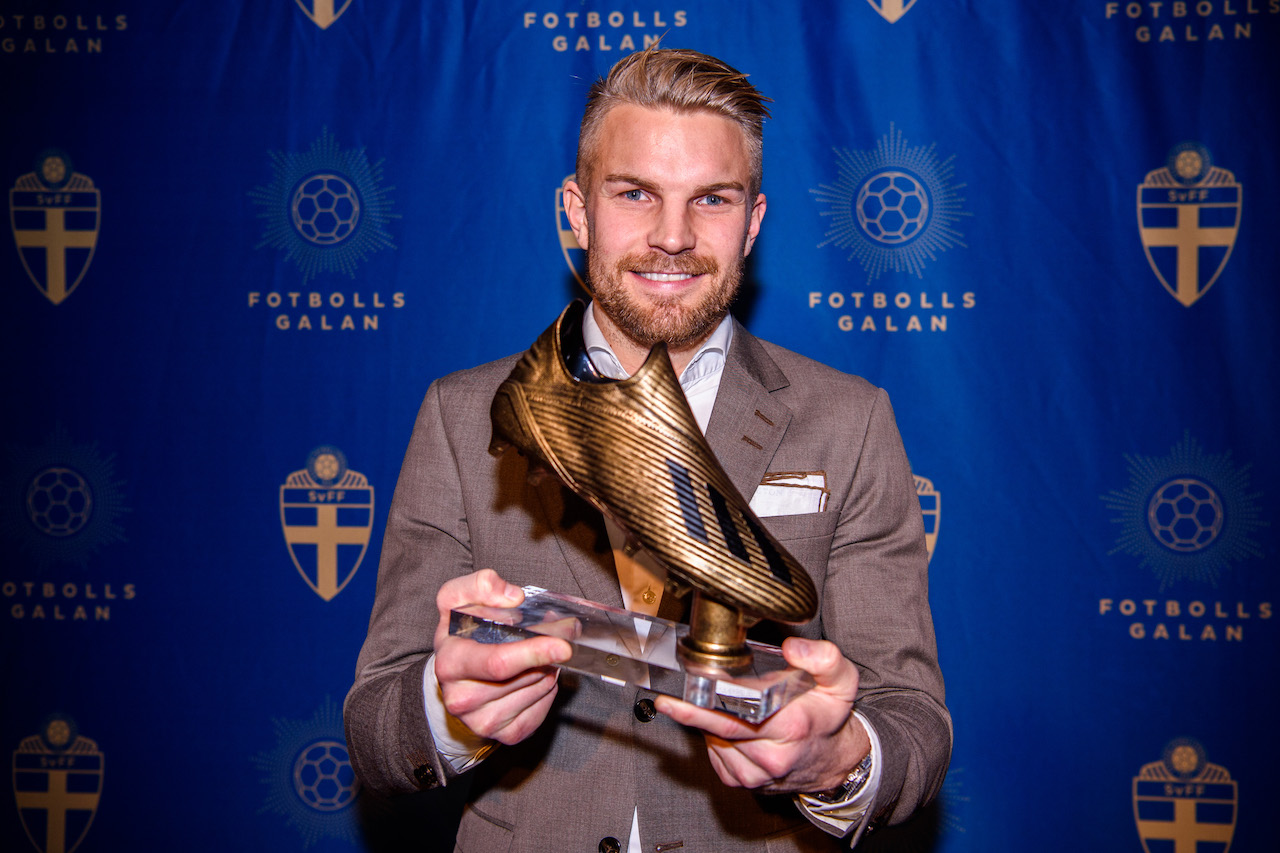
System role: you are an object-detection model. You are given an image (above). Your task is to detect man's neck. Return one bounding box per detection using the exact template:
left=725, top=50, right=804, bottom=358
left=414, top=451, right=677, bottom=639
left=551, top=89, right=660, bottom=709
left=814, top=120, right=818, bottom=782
left=591, top=303, right=721, bottom=376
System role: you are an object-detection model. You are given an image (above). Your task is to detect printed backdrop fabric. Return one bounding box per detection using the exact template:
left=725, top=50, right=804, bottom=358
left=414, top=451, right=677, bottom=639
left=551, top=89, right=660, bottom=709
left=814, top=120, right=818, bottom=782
left=2, top=2, right=1277, bottom=851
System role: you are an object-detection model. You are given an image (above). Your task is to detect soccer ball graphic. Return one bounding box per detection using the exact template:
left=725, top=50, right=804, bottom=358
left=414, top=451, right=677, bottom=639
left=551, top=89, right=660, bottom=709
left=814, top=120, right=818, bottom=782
left=27, top=467, right=93, bottom=537
left=293, top=740, right=359, bottom=812
left=855, top=170, right=930, bottom=245
left=1147, top=478, right=1224, bottom=552
left=313, top=453, right=341, bottom=482
left=291, top=174, right=361, bottom=245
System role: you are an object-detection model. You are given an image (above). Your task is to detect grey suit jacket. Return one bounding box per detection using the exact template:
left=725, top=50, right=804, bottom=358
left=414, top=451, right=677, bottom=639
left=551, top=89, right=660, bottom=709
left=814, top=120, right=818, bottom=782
left=345, top=320, right=951, bottom=852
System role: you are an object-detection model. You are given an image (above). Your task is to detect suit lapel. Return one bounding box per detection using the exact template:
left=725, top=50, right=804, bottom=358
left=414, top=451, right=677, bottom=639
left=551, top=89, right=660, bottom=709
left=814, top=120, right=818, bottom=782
left=705, top=321, right=792, bottom=502
left=531, top=476, right=624, bottom=609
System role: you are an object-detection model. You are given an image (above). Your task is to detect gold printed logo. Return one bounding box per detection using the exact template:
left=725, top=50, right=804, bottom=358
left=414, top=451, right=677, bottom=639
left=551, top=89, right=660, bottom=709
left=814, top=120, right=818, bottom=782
left=9, top=151, right=99, bottom=305
left=556, top=173, right=587, bottom=292
left=1134, top=738, right=1236, bottom=853
left=915, top=476, right=941, bottom=561
left=521, top=10, right=686, bottom=54
left=1137, top=142, right=1241, bottom=307
left=249, top=128, right=397, bottom=282
left=867, top=0, right=919, bottom=24
left=2, top=426, right=129, bottom=570
left=253, top=697, right=362, bottom=844
left=12, top=715, right=103, bottom=853
left=813, top=123, right=969, bottom=284
left=279, top=446, right=373, bottom=601
left=1101, top=432, right=1265, bottom=589
left=295, top=0, right=352, bottom=30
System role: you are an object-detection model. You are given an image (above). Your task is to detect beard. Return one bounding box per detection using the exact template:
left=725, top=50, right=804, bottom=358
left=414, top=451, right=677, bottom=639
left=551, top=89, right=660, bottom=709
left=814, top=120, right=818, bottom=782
left=587, top=248, right=744, bottom=350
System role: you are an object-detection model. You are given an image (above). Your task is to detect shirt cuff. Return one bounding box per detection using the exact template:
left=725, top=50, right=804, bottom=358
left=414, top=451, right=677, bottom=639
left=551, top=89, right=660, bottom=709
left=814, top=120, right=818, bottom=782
left=794, top=710, right=883, bottom=846
left=422, top=653, right=496, bottom=773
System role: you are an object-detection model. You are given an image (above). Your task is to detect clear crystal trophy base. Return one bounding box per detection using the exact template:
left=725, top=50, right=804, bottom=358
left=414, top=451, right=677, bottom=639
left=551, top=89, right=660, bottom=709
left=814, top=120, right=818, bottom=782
left=449, top=586, right=814, bottom=723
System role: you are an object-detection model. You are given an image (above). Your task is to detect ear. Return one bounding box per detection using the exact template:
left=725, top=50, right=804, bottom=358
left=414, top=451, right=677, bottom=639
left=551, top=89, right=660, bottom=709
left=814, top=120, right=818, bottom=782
left=744, top=193, right=767, bottom=256
left=563, top=179, right=590, bottom=251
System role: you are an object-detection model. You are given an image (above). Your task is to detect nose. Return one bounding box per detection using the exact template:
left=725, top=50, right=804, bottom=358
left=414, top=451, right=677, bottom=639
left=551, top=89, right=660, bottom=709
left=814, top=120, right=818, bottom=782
left=648, top=203, right=696, bottom=255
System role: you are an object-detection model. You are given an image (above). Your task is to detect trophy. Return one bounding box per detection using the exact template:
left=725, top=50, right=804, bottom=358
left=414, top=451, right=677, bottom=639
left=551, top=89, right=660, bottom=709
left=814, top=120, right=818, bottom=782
left=450, top=301, right=817, bottom=723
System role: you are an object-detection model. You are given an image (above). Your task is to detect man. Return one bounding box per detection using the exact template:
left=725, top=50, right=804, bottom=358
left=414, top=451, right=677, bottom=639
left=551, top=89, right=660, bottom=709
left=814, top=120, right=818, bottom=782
left=345, top=47, right=949, bottom=852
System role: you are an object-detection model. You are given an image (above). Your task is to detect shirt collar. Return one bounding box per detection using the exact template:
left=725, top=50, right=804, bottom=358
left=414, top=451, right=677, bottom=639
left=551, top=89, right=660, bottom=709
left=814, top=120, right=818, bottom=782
left=581, top=301, right=733, bottom=390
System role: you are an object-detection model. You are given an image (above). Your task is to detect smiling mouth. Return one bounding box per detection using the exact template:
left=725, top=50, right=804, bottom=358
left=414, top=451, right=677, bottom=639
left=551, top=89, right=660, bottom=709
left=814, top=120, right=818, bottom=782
left=616, top=251, right=719, bottom=283
left=635, top=271, right=699, bottom=283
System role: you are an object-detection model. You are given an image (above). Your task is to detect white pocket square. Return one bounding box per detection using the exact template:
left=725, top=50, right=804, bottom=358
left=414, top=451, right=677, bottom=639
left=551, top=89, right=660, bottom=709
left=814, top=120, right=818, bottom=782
left=749, top=471, right=829, bottom=517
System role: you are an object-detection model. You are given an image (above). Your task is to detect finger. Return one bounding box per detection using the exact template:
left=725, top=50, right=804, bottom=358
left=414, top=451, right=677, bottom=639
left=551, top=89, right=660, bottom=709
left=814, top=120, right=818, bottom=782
left=441, top=664, right=558, bottom=714
left=705, top=743, right=746, bottom=788
left=780, top=637, right=843, bottom=683
left=438, top=568, right=526, bottom=613
left=434, top=569, right=528, bottom=647
left=435, top=633, right=572, bottom=685
left=703, top=738, right=778, bottom=790
left=781, top=638, right=859, bottom=700
left=487, top=676, right=563, bottom=745
left=653, top=695, right=767, bottom=740
left=451, top=670, right=562, bottom=744
left=533, top=615, right=584, bottom=641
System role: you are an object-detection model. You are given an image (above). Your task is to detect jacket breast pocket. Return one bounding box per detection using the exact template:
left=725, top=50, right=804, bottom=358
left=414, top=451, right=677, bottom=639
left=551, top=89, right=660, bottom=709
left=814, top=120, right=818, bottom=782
left=761, top=511, right=838, bottom=578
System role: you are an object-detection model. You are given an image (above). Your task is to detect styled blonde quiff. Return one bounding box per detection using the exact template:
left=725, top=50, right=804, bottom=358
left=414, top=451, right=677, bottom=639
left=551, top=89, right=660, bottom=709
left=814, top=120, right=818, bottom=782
left=575, top=47, right=772, bottom=200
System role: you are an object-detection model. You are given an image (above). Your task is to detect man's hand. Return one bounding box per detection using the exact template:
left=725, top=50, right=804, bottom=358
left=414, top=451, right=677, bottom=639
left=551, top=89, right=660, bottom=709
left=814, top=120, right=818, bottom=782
left=654, top=637, right=870, bottom=794
left=432, top=569, right=573, bottom=746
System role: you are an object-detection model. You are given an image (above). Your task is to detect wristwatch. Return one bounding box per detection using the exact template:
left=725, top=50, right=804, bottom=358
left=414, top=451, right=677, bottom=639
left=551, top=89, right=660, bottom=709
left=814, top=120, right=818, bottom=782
left=809, top=751, right=874, bottom=804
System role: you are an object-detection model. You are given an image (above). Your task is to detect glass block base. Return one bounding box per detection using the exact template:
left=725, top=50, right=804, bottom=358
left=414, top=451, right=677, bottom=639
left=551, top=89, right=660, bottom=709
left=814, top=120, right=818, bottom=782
left=449, top=586, right=814, bottom=723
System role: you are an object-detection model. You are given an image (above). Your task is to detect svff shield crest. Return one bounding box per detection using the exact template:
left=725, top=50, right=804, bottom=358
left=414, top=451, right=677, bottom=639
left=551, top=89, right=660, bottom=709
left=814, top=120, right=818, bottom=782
left=279, top=448, right=374, bottom=601
left=12, top=734, right=103, bottom=853
left=10, top=159, right=100, bottom=306
left=1137, top=144, right=1241, bottom=307
left=295, top=0, right=353, bottom=30
left=867, top=0, right=918, bottom=23
left=557, top=174, right=587, bottom=293
left=915, top=476, right=941, bottom=562
left=1133, top=776, right=1236, bottom=853
left=1133, top=741, right=1236, bottom=853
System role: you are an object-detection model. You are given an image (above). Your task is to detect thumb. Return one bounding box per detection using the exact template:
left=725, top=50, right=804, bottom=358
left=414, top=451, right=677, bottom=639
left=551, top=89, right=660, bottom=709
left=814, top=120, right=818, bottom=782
left=476, top=569, right=527, bottom=606
left=782, top=637, right=856, bottom=693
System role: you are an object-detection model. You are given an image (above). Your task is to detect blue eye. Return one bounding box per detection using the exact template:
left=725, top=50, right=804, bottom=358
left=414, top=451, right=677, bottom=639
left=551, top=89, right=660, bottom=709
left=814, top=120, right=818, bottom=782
left=623, top=189, right=644, bottom=201
left=703, top=195, right=725, bottom=206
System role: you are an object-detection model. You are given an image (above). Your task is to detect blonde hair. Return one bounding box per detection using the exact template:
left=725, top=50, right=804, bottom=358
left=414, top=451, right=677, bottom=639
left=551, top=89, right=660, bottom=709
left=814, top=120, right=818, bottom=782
left=576, top=47, right=771, bottom=199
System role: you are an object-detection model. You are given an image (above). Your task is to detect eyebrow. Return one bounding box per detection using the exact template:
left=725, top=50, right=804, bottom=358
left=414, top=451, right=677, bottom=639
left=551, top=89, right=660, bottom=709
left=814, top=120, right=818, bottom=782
left=696, top=181, right=747, bottom=196
left=602, top=173, right=658, bottom=192
left=602, top=174, right=747, bottom=197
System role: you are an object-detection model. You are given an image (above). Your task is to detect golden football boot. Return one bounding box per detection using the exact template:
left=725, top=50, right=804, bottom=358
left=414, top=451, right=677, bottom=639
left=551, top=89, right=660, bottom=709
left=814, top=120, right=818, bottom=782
left=490, top=300, right=817, bottom=672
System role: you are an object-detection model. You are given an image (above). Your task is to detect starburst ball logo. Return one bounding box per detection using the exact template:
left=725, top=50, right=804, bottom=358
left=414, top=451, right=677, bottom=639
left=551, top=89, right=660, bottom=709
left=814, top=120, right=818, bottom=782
left=254, top=698, right=362, bottom=845
left=293, top=740, right=358, bottom=812
left=813, top=124, right=969, bottom=282
left=857, top=171, right=929, bottom=244
left=1102, top=433, right=1265, bottom=588
left=26, top=467, right=94, bottom=537
left=2, top=427, right=128, bottom=567
left=250, top=129, right=396, bottom=281
left=291, top=174, right=360, bottom=245
left=1147, top=478, right=1224, bottom=552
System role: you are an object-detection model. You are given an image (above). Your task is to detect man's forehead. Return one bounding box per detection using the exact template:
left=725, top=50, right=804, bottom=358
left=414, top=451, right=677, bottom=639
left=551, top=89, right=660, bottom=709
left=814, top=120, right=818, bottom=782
left=591, top=103, right=752, bottom=177
left=597, top=102, right=745, bottom=138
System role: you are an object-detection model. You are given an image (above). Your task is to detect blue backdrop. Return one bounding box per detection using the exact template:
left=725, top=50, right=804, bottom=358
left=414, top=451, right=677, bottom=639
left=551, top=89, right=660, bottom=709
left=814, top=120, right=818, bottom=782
left=3, top=2, right=1277, bottom=850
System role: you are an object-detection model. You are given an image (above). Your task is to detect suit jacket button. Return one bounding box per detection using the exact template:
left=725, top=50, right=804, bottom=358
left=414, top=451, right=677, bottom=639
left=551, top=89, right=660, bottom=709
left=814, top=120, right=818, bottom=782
left=412, top=763, right=436, bottom=786
left=598, top=837, right=622, bottom=853
left=633, top=697, right=657, bottom=722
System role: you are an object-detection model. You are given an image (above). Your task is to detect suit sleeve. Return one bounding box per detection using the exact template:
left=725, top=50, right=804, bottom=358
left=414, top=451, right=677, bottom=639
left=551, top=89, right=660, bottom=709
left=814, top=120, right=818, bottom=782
left=823, top=387, right=952, bottom=828
left=343, top=379, right=473, bottom=794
